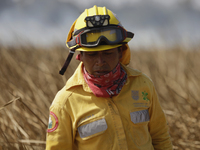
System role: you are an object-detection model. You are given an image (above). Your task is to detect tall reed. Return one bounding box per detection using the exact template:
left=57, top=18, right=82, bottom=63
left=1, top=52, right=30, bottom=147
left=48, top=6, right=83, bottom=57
left=0, top=45, right=199, bottom=149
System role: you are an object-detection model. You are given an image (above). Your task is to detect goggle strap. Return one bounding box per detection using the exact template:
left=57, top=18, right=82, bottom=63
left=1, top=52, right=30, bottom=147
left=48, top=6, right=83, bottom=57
left=67, top=38, right=78, bottom=48
left=127, top=32, right=134, bottom=38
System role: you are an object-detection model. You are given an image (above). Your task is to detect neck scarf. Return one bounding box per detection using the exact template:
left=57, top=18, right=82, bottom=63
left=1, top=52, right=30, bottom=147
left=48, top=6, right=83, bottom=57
left=83, top=63, right=127, bottom=97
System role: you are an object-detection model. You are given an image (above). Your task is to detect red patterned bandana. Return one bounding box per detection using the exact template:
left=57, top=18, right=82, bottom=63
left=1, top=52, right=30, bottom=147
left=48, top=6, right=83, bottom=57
left=83, top=63, right=127, bottom=97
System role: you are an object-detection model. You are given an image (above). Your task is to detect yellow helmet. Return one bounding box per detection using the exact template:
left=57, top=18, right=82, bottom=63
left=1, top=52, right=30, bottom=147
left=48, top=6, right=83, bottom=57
left=60, top=5, right=134, bottom=75
left=66, top=5, right=134, bottom=53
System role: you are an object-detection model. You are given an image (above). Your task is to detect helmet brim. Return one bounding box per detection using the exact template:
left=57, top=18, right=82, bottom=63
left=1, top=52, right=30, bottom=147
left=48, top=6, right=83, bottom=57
left=75, top=44, right=122, bottom=52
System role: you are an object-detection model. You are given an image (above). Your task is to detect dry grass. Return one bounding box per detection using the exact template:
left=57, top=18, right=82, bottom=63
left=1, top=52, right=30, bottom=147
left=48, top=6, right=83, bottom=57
left=0, top=45, right=200, bottom=150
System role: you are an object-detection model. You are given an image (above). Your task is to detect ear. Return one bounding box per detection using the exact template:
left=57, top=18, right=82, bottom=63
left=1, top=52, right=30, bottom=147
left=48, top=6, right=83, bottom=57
left=75, top=52, right=83, bottom=61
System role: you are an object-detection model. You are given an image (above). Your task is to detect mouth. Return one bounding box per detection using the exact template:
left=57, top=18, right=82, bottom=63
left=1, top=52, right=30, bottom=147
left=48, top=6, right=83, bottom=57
left=94, top=70, right=110, bottom=76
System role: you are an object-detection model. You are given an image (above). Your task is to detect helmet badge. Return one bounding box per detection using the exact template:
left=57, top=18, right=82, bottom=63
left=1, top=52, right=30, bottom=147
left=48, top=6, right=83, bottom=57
left=95, top=16, right=100, bottom=21
left=85, top=15, right=110, bottom=27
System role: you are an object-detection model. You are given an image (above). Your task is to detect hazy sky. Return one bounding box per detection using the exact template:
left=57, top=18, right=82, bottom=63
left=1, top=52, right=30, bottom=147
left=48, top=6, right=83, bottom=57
left=0, top=0, right=200, bottom=49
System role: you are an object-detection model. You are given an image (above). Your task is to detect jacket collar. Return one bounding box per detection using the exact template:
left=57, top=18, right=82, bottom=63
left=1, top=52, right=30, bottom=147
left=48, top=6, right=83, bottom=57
left=65, top=62, right=142, bottom=91
left=65, top=62, right=91, bottom=92
left=121, top=63, right=142, bottom=77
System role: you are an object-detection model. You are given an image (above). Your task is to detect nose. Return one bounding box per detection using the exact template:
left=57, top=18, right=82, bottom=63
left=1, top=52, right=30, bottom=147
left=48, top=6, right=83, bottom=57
left=96, top=53, right=105, bottom=66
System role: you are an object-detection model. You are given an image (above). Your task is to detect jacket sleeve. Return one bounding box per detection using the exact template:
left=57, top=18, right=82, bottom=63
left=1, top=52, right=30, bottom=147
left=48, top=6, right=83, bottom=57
left=148, top=86, right=173, bottom=150
left=45, top=103, right=75, bottom=150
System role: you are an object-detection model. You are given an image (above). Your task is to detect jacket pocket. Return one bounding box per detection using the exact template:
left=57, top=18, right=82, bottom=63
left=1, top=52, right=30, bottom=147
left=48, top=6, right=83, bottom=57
left=78, top=118, right=107, bottom=139
left=130, top=109, right=150, bottom=124
left=130, top=109, right=150, bottom=146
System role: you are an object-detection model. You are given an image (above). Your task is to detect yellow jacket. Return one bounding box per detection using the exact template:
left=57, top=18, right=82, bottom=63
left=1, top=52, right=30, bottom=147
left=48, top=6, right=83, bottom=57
left=46, top=62, right=172, bottom=150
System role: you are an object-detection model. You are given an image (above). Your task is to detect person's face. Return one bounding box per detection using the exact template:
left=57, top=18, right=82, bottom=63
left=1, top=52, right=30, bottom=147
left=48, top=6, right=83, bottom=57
left=80, top=47, right=122, bottom=76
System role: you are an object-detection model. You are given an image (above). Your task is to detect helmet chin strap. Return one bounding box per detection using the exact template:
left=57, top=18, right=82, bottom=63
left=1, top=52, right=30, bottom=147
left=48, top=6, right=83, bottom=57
left=59, top=49, right=76, bottom=75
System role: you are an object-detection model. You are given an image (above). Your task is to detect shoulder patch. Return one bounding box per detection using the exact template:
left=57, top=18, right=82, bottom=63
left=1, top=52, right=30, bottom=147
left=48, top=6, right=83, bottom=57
left=47, top=111, right=59, bottom=133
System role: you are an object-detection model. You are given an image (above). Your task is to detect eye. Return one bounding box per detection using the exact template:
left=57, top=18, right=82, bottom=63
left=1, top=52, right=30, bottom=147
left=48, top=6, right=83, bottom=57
left=104, top=50, right=114, bottom=55
left=86, top=52, right=97, bottom=56
left=104, top=52, right=113, bottom=55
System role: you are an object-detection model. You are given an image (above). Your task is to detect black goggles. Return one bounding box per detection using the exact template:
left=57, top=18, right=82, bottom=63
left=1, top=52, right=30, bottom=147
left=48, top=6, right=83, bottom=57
left=67, top=25, right=134, bottom=49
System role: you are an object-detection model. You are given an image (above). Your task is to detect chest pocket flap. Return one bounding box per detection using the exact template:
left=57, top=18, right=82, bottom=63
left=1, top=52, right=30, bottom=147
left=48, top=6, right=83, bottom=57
left=130, top=109, right=150, bottom=124
left=78, top=118, right=107, bottom=139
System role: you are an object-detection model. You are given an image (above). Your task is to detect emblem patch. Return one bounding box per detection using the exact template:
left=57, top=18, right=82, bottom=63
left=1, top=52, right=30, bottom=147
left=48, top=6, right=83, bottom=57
left=142, top=91, right=149, bottom=101
left=132, top=90, right=139, bottom=100
left=47, top=111, right=59, bottom=133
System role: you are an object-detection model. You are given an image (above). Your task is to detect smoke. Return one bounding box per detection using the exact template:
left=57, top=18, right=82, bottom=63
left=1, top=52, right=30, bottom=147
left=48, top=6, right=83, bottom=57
left=0, top=0, right=81, bottom=46
left=0, top=0, right=200, bottom=48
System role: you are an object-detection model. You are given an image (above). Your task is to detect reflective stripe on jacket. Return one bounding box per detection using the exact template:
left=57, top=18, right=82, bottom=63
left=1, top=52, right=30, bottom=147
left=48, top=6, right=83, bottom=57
left=46, top=62, right=173, bottom=150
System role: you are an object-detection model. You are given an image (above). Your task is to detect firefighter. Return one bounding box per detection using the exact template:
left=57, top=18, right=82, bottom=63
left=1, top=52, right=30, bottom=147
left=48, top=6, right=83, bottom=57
left=46, top=5, right=173, bottom=150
